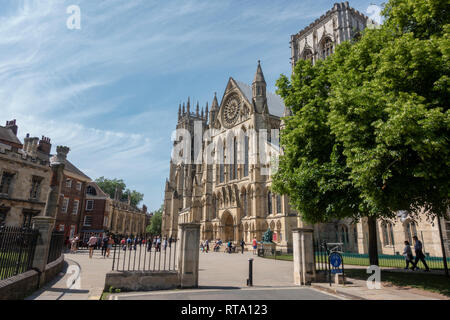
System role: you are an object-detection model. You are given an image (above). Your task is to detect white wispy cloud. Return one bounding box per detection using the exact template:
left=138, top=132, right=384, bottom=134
left=0, top=0, right=380, bottom=210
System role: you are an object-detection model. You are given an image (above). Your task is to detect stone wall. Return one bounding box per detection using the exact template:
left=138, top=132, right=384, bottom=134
left=0, top=255, right=64, bottom=300
left=104, top=271, right=179, bottom=292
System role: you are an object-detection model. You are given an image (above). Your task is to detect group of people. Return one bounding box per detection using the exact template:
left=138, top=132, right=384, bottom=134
left=87, top=234, right=114, bottom=258
left=118, top=235, right=174, bottom=252
left=403, top=236, right=430, bottom=271
left=201, top=238, right=258, bottom=254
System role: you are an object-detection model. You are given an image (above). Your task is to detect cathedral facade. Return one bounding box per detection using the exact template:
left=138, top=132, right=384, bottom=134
left=162, top=61, right=299, bottom=250
left=162, top=2, right=450, bottom=256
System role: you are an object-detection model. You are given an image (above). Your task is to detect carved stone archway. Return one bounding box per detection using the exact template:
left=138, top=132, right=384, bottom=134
left=221, top=211, right=234, bottom=242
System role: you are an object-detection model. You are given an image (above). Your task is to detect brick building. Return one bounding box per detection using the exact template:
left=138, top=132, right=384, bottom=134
left=54, top=159, right=91, bottom=240
left=79, top=181, right=110, bottom=243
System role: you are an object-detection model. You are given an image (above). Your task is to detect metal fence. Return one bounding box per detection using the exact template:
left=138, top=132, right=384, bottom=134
left=340, top=252, right=450, bottom=270
left=112, top=235, right=178, bottom=272
left=314, top=239, right=330, bottom=272
left=47, top=231, right=65, bottom=264
left=313, top=236, right=450, bottom=270
left=0, top=226, right=39, bottom=281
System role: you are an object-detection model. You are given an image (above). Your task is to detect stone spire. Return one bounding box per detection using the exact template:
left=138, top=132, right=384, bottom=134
left=253, top=60, right=266, bottom=83
left=205, top=102, right=209, bottom=123
left=187, top=97, right=191, bottom=114
left=182, top=102, right=185, bottom=115
left=252, top=60, right=267, bottom=112
left=178, top=103, right=181, bottom=120
left=209, top=92, right=219, bottom=124
left=196, top=101, right=200, bottom=116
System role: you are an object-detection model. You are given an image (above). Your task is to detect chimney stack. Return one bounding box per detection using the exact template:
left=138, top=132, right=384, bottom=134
left=38, top=136, right=52, bottom=155
left=5, top=120, right=18, bottom=136
left=24, top=135, right=39, bottom=157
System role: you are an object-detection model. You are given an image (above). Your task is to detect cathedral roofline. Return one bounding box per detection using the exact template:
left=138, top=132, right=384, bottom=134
left=290, top=1, right=374, bottom=43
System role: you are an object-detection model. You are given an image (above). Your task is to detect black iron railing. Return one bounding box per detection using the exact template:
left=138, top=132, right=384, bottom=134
left=47, top=231, right=65, bottom=264
left=112, top=235, right=178, bottom=272
left=314, top=239, right=330, bottom=272
left=0, top=226, right=39, bottom=281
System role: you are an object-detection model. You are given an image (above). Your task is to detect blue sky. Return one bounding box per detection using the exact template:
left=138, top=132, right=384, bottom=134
left=0, top=0, right=382, bottom=211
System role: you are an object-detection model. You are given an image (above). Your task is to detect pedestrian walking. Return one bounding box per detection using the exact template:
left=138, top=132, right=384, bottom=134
left=205, top=239, right=209, bottom=253
left=88, top=235, right=97, bottom=258
left=252, top=237, right=257, bottom=255
left=70, top=235, right=79, bottom=253
left=240, top=239, right=245, bottom=254
left=106, top=235, right=114, bottom=258
left=227, top=240, right=232, bottom=254
left=402, top=241, right=414, bottom=269
left=156, top=236, right=161, bottom=252
left=102, top=234, right=109, bottom=258
left=163, top=237, right=168, bottom=251
left=127, top=236, right=132, bottom=249
left=412, top=236, right=430, bottom=271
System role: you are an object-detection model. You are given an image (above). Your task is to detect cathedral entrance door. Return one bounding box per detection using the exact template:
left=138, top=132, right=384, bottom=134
left=222, top=211, right=234, bottom=242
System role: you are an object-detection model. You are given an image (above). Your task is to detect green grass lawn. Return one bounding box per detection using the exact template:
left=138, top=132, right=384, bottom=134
left=0, top=251, right=31, bottom=279
left=344, top=268, right=450, bottom=297
left=263, top=253, right=449, bottom=269
left=263, top=254, right=450, bottom=297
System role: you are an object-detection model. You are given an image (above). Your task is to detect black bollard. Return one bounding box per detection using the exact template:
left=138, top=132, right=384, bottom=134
left=247, top=258, right=254, bottom=286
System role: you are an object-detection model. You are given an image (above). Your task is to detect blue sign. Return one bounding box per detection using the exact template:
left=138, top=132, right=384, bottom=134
left=329, top=252, right=342, bottom=268
left=331, top=269, right=343, bottom=274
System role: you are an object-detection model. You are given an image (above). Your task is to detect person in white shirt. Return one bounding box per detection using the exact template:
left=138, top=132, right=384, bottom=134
left=88, top=235, right=97, bottom=258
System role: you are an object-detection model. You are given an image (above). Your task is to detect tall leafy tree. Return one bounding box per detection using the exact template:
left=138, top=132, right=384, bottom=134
left=95, top=177, right=144, bottom=207
left=146, top=206, right=163, bottom=236
left=273, top=0, right=449, bottom=266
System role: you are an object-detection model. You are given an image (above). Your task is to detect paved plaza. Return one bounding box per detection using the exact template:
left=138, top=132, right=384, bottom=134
left=25, top=248, right=448, bottom=300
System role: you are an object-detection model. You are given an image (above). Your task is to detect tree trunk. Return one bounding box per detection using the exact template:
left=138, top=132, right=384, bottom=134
left=367, top=216, right=379, bottom=266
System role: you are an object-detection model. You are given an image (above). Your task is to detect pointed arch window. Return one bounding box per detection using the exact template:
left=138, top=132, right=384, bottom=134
left=405, top=221, right=417, bottom=244
left=382, top=222, right=395, bottom=246
left=212, top=195, right=217, bottom=219
left=276, top=195, right=282, bottom=213
left=244, top=135, right=249, bottom=177
left=321, top=38, right=334, bottom=59
left=219, top=144, right=225, bottom=183
left=243, top=191, right=248, bottom=217
left=233, top=137, right=238, bottom=180
left=267, top=191, right=272, bottom=215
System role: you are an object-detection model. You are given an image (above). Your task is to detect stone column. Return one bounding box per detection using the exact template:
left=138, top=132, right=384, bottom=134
left=177, top=222, right=200, bottom=288
left=293, top=228, right=315, bottom=285
left=31, top=216, right=56, bottom=286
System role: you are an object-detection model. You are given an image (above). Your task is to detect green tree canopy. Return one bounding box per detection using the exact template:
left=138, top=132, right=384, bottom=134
left=95, top=176, right=144, bottom=207
left=273, top=0, right=449, bottom=265
left=146, top=205, right=163, bottom=236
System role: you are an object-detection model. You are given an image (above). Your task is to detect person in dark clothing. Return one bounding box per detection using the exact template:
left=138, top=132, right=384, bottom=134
left=412, top=236, right=430, bottom=271
left=240, top=239, right=245, bottom=254
left=102, top=235, right=109, bottom=257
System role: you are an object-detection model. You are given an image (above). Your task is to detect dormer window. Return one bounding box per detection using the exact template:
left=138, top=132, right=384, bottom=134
left=86, top=186, right=97, bottom=196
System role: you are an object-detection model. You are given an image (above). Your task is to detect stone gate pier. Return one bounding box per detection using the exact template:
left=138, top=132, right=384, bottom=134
left=292, top=228, right=316, bottom=285
left=104, top=223, right=200, bottom=292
